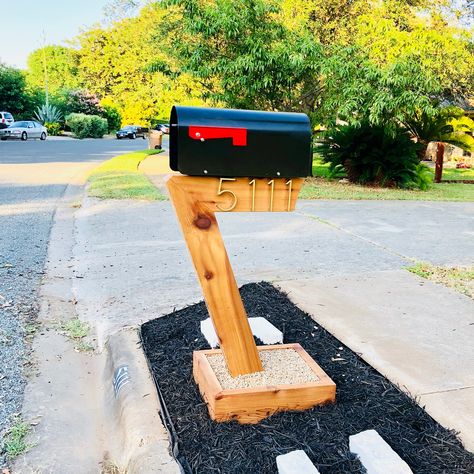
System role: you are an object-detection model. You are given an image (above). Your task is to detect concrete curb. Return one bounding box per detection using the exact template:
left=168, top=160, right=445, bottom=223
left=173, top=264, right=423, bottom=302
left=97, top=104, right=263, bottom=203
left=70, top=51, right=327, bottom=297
left=46, top=136, right=77, bottom=141
left=103, top=328, right=181, bottom=473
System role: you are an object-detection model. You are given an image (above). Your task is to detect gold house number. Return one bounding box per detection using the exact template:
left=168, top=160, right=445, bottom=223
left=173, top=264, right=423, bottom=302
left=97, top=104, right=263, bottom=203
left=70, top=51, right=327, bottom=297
left=216, top=177, right=294, bottom=212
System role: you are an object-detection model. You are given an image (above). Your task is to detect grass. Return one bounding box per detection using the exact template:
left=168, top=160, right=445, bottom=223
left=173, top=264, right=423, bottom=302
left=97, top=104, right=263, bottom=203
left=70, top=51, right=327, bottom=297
left=101, top=460, right=124, bottom=474
left=441, top=165, right=474, bottom=181
left=88, top=149, right=166, bottom=200
left=57, top=318, right=94, bottom=352
left=407, top=262, right=474, bottom=298
left=301, top=177, right=474, bottom=201
left=302, top=155, right=474, bottom=201
left=2, top=418, right=33, bottom=459
left=312, top=154, right=337, bottom=178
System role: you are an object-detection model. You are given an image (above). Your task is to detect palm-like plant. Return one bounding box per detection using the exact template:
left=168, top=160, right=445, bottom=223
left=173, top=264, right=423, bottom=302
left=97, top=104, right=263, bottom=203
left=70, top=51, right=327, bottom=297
left=319, top=122, right=431, bottom=189
left=404, top=107, right=474, bottom=160
left=34, top=104, right=63, bottom=124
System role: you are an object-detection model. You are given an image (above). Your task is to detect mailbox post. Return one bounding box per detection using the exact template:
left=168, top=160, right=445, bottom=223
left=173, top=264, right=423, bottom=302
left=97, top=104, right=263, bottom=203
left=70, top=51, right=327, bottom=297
left=167, top=106, right=335, bottom=422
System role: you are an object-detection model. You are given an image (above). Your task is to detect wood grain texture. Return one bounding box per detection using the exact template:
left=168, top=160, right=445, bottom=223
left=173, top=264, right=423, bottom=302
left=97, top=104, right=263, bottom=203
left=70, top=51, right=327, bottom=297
left=167, top=176, right=263, bottom=376
left=167, top=175, right=304, bottom=376
left=193, top=344, right=336, bottom=424
left=167, top=176, right=304, bottom=213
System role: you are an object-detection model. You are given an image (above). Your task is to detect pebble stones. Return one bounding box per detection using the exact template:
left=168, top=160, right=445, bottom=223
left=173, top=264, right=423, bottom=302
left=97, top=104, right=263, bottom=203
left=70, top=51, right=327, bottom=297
left=206, top=348, right=319, bottom=390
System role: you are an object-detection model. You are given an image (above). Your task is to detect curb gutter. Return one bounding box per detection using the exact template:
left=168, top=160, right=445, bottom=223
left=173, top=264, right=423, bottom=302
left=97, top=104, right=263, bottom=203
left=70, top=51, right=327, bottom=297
left=103, top=329, right=181, bottom=474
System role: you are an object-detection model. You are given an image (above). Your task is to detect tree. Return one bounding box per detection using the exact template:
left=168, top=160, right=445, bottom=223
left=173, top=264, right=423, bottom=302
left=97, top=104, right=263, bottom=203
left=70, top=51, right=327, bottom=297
left=315, top=47, right=441, bottom=130
left=103, top=0, right=144, bottom=22
left=156, top=0, right=322, bottom=112
left=354, top=2, right=474, bottom=99
left=26, top=46, right=79, bottom=96
left=64, top=90, right=103, bottom=116
left=279, top=0, right=372, bottom=45
left=0, top=64, right=40, bottom=117
left=405, top=107, right=474, bottom=158
left=76, top=3, right=206, bottom=124
left=34, top=0, right=471, bottom=131
left=276, top=0, right=474, bottom=125
left=0, top=64, right=27, bottom=114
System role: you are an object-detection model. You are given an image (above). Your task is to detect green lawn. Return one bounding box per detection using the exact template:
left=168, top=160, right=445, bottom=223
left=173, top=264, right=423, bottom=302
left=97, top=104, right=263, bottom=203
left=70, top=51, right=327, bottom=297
left=88, top=149, right=166, bottom=200
left=303, top=156, right=474, bottom=201
left=441, top=166, right=474, bottom=181
left=312, top=155, right=337, bottom=178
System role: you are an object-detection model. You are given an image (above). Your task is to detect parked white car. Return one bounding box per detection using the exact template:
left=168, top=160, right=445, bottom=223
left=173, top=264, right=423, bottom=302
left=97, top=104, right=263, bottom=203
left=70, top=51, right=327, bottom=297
left=0, top=111, right=14, bottom=128
left=0, top=121, right=47, bottom=141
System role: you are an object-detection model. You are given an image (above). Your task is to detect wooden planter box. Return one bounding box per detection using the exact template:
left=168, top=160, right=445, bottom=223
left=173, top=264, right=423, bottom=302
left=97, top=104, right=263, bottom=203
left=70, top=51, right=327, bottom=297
left=193, top=343, right=336, bottom=424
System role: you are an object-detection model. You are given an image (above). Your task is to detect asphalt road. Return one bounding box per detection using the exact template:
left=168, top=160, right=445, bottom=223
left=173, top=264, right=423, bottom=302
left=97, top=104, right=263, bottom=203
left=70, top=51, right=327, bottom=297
left=0, top=136, right=149, bottom=164
left=0, top=137, right=146, bottom=461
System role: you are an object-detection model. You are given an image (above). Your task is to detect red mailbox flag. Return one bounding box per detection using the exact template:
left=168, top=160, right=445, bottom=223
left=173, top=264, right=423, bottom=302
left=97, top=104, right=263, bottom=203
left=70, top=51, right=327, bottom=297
left=188, top=126, right=247, bottom=146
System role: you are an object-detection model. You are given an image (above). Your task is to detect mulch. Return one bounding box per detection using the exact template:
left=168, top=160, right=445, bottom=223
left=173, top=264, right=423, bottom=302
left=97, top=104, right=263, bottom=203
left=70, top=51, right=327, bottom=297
left=141, top=282, right=474, bottom=474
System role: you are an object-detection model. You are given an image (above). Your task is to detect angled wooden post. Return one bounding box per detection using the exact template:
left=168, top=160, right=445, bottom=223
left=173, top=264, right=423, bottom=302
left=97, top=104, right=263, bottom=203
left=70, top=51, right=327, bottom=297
left=167, top=176, right=303, bottom=377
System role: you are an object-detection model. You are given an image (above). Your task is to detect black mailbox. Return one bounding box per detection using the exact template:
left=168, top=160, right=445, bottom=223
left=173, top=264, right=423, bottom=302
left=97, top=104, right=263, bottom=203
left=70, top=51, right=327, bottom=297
left=169, top=106, right=312, bottom=178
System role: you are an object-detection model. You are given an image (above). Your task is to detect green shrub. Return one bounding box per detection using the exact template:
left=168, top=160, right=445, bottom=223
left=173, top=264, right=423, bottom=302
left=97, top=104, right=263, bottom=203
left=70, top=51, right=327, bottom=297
left=411, top=163, right=432, bottom=191
left=44, top=122, right=61, bottom=136
left=65, top=113, right=108, bottom=139
left=101, top=104, right=122, bottom=133
left=319, top=122, right=428, bottom=189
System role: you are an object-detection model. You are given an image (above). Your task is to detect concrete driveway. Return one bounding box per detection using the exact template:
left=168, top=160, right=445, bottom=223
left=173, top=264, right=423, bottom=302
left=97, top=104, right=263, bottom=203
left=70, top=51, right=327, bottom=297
left=72, top=195, right=473, bottom=333
left=297, top=200, right=474, bottom=266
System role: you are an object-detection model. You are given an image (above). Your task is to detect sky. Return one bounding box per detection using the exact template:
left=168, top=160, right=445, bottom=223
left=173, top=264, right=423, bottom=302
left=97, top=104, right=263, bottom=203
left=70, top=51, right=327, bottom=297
left=0, top=0, right=110, bottom=69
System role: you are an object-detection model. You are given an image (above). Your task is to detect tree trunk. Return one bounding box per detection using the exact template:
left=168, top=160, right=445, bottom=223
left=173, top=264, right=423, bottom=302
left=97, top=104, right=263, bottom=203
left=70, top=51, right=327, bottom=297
left=434, top=142, right=445, bottom=183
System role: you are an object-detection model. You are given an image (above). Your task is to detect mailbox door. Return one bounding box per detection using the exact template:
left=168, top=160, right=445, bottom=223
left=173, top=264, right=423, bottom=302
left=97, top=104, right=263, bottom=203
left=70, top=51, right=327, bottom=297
left=170, top=106, right=312, bottom=178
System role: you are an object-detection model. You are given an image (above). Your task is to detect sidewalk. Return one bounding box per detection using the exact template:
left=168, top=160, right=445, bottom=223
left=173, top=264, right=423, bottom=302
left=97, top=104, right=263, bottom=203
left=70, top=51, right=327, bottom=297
left=279, top=273, right=474, bottom=449
left=11, top=147, right=473, bottom=473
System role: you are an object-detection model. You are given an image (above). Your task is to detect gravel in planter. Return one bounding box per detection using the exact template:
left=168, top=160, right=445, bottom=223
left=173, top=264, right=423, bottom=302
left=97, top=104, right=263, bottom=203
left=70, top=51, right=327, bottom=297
left=141, top=282, right=474, bottom=474
left=207, top=348, right=320, bottom=390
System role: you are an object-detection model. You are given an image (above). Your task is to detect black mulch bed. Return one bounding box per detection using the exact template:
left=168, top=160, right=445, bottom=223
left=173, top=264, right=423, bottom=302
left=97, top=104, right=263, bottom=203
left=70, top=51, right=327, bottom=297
left=141, top=282, right=474, bottom=474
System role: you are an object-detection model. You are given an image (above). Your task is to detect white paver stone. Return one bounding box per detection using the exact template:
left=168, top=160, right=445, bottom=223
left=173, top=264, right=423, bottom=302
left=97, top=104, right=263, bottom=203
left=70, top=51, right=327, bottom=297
left=200, top=318, right=219, bottom=348
left=200, top=317, right=283, bottom=348
left=349, top=430, right=413, bottom=474
left=249, top=317, right=283, bottom=344
left=276, top=450, right=320, bottom=474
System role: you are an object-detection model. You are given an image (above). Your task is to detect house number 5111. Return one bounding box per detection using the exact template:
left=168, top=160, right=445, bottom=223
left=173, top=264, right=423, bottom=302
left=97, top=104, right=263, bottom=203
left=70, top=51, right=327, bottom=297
left=216, top=178, right=294, bottom=212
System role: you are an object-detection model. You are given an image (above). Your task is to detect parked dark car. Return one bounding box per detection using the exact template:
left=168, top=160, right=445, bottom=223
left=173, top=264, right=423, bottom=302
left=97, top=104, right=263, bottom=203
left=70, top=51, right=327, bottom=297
left=155, top=123, right=170, bottom=134
left=116, top=125, right=148, bottom=139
